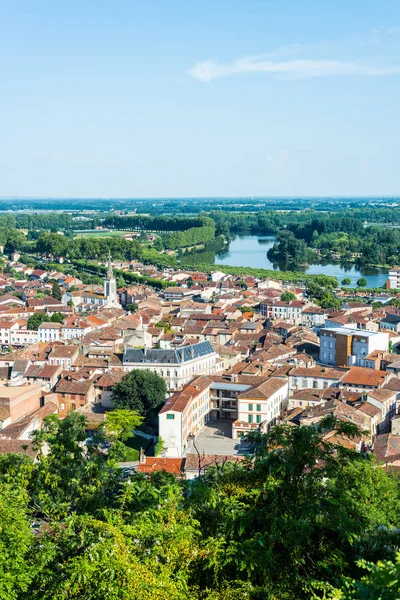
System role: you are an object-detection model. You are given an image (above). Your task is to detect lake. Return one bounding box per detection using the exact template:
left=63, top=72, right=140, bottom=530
left=209, top=236, right=388, bottom=287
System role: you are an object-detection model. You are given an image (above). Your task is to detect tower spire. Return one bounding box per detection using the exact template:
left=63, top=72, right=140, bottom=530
left=107, top=254, right=113, bottom=279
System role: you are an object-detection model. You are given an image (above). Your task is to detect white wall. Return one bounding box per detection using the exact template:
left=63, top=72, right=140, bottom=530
left=159, top=411, right=183, bottom=457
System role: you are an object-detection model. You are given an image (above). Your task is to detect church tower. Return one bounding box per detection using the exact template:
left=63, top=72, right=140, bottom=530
left=104, top=255, right=120, bottom=307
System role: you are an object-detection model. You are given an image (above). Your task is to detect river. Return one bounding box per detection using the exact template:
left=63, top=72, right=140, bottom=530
left=187, top=235, right=388, bottom=288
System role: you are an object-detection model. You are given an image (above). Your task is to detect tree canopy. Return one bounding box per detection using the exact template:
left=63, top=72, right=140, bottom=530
left=111, top=369, right=167, bottom=417
left=280, top=290, right=297, bottom=302
left=0, top=412, right=399, bottom=598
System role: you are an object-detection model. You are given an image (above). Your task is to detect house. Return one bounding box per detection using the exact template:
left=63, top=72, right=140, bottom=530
left=379, top=314, right=400, bottom=333
left=137, top=456, right=185, bottom=478
left=30, top=269, right=48, bottom=281
left=94, top=371, right=125, bottom=408
left=162, top=287, right=196, bottom=301
left=0, top=403, right=57, bottom=449
left=184, top=452, right=245, bottom=480
left=302, top=306, right=328, bottom=329
left=339, top=367, right=393, bottom=392
left=49, top=345, right=80, bottom=369
left=288, top=366, right=344, bottom=397
left=54, top=378, right=96, bottom=417
left=10, top=328, right=39, bottom=346
left=366, top=388, right=398, bottom=434
left=27, top=297, right=65, bottom=311
left=25, top=364, right=62, bottom=391
left=373, top=433, right=400, bottom=466
left=0, top=321, right=20, bottom=346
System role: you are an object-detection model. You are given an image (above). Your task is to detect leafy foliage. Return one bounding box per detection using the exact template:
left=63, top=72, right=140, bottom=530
left=0, top=408, right=399, bottom=599
left=111, top=370, right=167, bottom=417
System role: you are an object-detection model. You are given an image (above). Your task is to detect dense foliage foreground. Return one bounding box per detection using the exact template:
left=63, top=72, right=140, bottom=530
left=0, top=414, right=399, bottom=599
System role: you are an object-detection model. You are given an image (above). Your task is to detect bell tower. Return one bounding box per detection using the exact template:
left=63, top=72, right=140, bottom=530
left=104, top=255, right=119, bottom=307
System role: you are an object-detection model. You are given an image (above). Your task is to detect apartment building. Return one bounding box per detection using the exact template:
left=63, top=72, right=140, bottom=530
left=38, top=322, right=62, bottom=343
left=260, top=300, right=306, bottom=324
left=233, top=377, right=288, bottom=439
left=320, top=327, right=388, bottom=367
left=159, top=375, right=289, bottom=457
left=386, top=268, right=400, bottom=289
left=159, top=377, right=213, bottom=456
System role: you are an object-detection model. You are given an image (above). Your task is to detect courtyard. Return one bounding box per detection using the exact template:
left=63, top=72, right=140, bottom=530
left=193, top=419, right=254, bottom=456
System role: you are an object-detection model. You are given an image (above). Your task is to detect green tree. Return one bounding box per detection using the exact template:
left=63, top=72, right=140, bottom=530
left=0, top=484, right=33, bottom=600
left=27, top=313, right=47, bottom=330
left=336, top=553, right=400, bottom=599
left=239, top=305, right=255, bottom=313
left=280, top=291, right=297, bottom=302
left=29, top=412, right=123, bottom=519
left=357, top=277, right=367, bottom=287
left=372, top=301, right=383, bottom=309
left=50, top=312, right=64, bottom=323
left=341, top=277, right=351, bottom=286
left=102, top=409, right=143, bottom=442
left=188, top=418, right=400, bottom=598
left=318, top=292, right=341, bottom=310
left=126, top=303, right=138, bottom=312
left=111, top=370, right=167, bottom=417
left=52, top=281, right=62, bottom=301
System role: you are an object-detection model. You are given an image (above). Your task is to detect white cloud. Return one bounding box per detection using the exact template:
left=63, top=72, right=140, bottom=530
left=187, top=56, right=400, bottom=82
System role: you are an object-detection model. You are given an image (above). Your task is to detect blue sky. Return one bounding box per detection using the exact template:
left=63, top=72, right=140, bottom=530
left=1, top=0, right=400, bottom=198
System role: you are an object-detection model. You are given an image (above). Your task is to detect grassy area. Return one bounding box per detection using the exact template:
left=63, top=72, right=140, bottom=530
left=73, top=229, right=133, bottom=238
left=125, top=434, right=152, bottom=455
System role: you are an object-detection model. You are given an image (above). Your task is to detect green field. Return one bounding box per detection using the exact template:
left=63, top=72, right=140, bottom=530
left=73, top=229, right=133, bottom=238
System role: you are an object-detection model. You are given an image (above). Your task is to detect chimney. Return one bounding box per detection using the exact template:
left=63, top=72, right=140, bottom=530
left=139, top=447, right=146, bottom=464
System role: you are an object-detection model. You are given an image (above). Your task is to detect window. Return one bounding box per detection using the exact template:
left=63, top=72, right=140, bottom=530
left=166, top=414, right=175, bottom=420
left=256, top=404, right=261, bottom=412
left=248, top=403, right=253, bottom=411
left=71, top=403, right=76, bottom=410
left=61, top=402, right=65, bottom=410
left=248, top=414, right=253, bottom=423
left=256, top=415, right=261, bottom=423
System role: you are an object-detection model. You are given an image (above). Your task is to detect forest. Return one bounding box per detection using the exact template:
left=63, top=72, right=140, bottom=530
left=1, top=412, right=399, bottom=599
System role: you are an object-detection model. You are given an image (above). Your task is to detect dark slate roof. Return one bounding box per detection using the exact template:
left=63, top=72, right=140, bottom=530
left=381, top=314, right=400, bottom=324
left=123, top=341, right=214, bottom=365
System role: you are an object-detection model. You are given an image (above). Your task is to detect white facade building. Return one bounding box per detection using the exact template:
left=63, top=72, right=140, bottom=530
left=320, top=327, right=388, bottom=367
left=387, top=269, right=400, bottom=289
left=123, top=341, right=218, bottom=392
left=38, top=322, right=62, bottom=343
left=159, top=375, right=289, bottom=457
